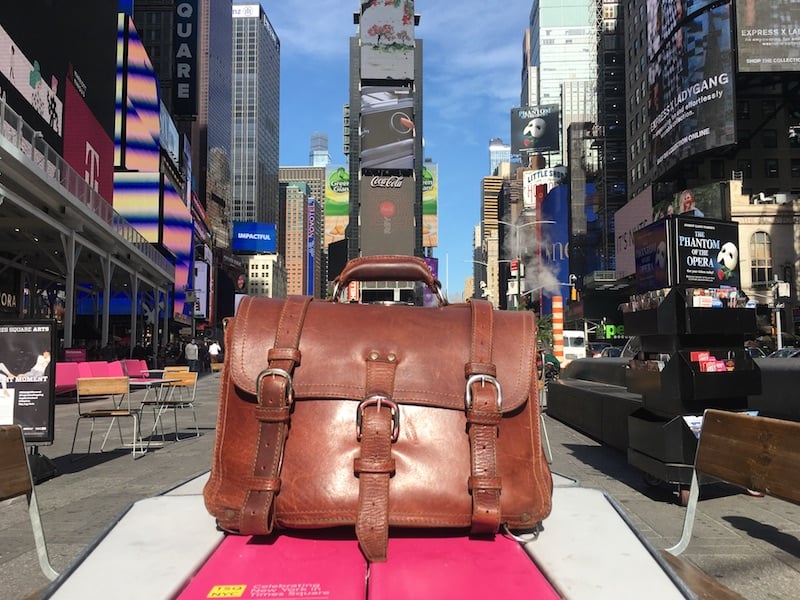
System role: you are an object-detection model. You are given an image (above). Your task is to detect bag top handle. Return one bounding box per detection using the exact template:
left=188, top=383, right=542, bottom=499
left=331, top=255, right=446, bottom=305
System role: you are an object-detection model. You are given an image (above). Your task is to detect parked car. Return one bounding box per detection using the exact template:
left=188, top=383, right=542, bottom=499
left=588, top=342, right=611, bottom=357
left=766, top=347, right=800, bottom=358
left=744, top=346, right=766, bottom=358
left=599, top=346, right=623, bottom=358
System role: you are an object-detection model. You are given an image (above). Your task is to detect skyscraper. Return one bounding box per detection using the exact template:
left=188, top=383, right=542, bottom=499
left=309, top=132, right=332, bottom=167
left=345, top=2, right=423, bottom=302
left=231, top=3, right=281, bottom=225
left=522, top=0, right=597, bottom=167
left=489, top=138, right=511, bottom=176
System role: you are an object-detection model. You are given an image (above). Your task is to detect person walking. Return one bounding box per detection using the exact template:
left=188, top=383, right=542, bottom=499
left=184, top=338, right=199, bottom=372
left=208, top=340, right=221, bottom=364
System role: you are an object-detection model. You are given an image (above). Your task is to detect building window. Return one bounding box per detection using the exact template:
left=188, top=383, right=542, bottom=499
left=737, top=159, right=752, bottom=179
left=710, top=159, right=725, bottom=179
left=765, top=159, right=779, bottom=178
left=791, top=158, right=800, bottom=178
left=737, top=100, right=750, bottom=119
left=749, top=232, right=773, bottom=286
left=762, top=129, right=778, bottom=148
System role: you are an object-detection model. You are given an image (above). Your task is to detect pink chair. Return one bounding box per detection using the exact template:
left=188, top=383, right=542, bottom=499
left=87, top=361, right=110, bottom=377
left=122, top=359, right=143, bottom=378
left=55, top=362, right=80, bottom=396
left=107, top=361, right=126, bottom=377
left=77, top=362, right=94, bottom=378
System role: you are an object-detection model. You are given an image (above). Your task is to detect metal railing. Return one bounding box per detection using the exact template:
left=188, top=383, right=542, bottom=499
left=0, top=95, right=174, bottom=278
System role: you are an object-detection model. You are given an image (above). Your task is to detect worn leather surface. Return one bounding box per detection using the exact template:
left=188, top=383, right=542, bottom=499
left=204, top=296, right=553, bottom=542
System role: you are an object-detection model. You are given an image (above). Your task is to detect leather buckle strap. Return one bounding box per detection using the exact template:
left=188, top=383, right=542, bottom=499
left=240, top=296, right=310, bottom=534
left=355, top=354, right=398, bottom=562
left=357, top=395, right=400, bottom=442
left=256, top=368, right=294, bottom=407
left=466, top=300, right=503, bottom=535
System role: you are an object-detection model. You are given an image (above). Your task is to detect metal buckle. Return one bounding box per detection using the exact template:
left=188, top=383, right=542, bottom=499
left=356, top=395, right=400, bottom=441
left=256, top=367, right=294, bottom=405
left=465, top=374, right=503, bottom=410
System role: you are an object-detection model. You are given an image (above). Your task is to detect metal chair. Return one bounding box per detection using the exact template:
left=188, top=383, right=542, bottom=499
left=70, top=376, right=142, bottom=457
left=0, top=424, right=59, bottom=580
left=141, top=371, right=199, bottom=442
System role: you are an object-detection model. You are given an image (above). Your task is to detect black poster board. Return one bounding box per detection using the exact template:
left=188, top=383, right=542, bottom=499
left=0, top=320, right=56, bottom=443
left=634, top=215, right=740, bottom=293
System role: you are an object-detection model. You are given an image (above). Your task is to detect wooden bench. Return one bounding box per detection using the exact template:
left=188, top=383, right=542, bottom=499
left=0, top=424, right=59, bottom=581
left=663, top=409, right=800, bottom=599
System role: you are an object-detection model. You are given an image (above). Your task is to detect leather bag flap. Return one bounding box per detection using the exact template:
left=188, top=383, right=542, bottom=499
left=226, top=296, right=537, bottom=412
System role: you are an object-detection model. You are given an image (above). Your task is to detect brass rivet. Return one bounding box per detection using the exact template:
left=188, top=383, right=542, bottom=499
left=368, top=351, right=380, bottom=361
left=387, top=353, right=397, bottom=362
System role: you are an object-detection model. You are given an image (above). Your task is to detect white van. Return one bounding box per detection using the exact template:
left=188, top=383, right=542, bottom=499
left=562, top=330, right=586, bottom=365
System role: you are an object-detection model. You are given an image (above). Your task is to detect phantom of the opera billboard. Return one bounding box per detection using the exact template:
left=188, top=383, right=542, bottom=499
left=648, top=3, right=735, bottom=176
left=511, top=105, right=560, bottom=155
left=0, top=321, right=56, bottom=443
left=634, top=215, right=740, bottom=292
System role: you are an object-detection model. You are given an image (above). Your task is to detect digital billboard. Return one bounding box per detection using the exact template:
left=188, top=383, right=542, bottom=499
left=360, top=0, right=415, bottom=80
left=115, top=14, right=160, bottom=172
left=614, top=187, right=653, bottom=279
left=634, top=215, right=740, bottom=291
left=325, top=165, right=350, bottom=246
left=231, top=222, right=278, bottom=254
left=422, top=163, right=438, bottom=247
left=359, top=174, right=415, bottom=257
left=649, top=4, right=735, bottom=176
left=360, top=85, right=414, bottom=169
left=113, top=171, right=161, bottom=242
left=0, top=2, right=118, bottom=152
left=538, top=185, right=570, bottom=315
left=652, top=181, right=724, bottom=221
left=511, top=105, right=560, bottom=154
left=161, top=177, right=193, bottom=258
left=634, top=218, right=671, bottom=292
left=194, top=261, right=209, bottom=320
left=63, top=77, right=115, bottom=205
left=735, top=0, right=800, bottom=72
left=674, top=217, right=740, bottom=289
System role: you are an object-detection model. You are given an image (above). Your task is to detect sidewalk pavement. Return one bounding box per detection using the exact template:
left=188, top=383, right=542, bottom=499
left=2, top=376, right=799, bottom=599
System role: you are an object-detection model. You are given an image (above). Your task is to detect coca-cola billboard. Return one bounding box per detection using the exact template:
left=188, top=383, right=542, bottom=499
left=360, top=175, right=415, bottom=256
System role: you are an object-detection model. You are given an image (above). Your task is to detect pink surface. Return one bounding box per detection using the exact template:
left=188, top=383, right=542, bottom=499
left=368, top=534, right=561, bottom=599
left=176, top=534, right=367, bottom=600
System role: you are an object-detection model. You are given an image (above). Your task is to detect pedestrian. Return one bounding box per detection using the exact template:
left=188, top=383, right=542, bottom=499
left=184, top=338, right=199, bottom=372
left=208, top=339, right=222, bottom=364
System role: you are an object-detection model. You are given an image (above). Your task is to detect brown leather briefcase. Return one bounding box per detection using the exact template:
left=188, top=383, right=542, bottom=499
left=203, top=256, right=552, bottom=561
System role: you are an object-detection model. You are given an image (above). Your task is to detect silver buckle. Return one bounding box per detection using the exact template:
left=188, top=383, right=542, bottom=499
left=465, top=374, right=502, bottom=410
left=356, top=395, right=400, bottom=441
left=256, top=367, right=294, bottom=405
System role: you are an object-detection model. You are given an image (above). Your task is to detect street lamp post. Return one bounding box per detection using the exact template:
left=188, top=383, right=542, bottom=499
left=498, top=219, right=555, bottom=310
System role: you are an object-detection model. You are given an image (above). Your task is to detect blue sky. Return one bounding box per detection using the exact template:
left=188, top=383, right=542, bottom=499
left=263, top=0, right=533, bottom=300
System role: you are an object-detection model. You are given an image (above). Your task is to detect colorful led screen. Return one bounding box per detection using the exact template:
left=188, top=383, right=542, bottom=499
left=360, top=0, right=415, bottom=80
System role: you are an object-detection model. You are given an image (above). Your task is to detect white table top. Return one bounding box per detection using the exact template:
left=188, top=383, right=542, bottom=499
left=46, top=496, right=223, bottom=600
left=523, top=487, right=690, bottom=599
left=44, top=482, right=691, bottom=599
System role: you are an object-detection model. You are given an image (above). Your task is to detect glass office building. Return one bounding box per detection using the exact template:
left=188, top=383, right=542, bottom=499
left=231, top=3, right=281, bottom=225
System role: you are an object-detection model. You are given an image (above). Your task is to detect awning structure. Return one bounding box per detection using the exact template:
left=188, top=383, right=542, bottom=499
left=0, top=97, right=174, bottom=351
